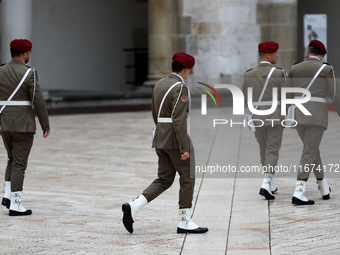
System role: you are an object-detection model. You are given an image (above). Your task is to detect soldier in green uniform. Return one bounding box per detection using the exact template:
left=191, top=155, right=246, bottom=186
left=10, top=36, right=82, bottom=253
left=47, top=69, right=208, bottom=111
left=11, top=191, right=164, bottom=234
left=286, top=40, right=340, bottom=205
left=242, top=41, right=286, bottom=200
left=0, top=39, right=50, bottom=216
left=122, top=52, right=208, bottom=234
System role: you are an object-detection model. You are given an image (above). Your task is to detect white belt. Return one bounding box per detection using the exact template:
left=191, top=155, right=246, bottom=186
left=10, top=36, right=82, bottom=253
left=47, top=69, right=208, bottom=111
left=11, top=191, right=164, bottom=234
left=158, top=117, right=172, bottom=123
left=294, top=97, right=326, bottom=103
left=0, top=101, right=31, bottom=106
left=253, top=101, right=281, bottom=106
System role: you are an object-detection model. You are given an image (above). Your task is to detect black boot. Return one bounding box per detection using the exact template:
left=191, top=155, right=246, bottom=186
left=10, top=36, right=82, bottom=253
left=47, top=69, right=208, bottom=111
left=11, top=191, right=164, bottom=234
left=1, top=197, right=10, bottom=209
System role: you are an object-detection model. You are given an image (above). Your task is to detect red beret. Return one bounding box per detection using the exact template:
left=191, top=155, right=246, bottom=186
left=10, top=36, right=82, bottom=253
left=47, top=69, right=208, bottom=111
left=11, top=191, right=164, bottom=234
left=309, top=40, right=327, bottom=54
left=10, top=39, right=32, bottom=53
left=172, top=52, right=195, bottom=69
left=258, top=41, right=279, bottom=53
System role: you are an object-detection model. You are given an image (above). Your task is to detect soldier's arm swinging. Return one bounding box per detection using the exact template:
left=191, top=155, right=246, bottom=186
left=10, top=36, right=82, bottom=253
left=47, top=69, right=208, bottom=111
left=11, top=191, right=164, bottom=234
left=171, top=84, right=190, bottom=159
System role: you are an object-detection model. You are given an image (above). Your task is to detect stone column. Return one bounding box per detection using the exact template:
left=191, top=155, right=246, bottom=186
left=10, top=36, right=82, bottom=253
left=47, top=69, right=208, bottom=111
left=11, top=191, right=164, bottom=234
left=1, top=0, right=33, bottom=64
left=257, top=0, right=298, bottom=73
left=144, top=0, right=174, bottom=86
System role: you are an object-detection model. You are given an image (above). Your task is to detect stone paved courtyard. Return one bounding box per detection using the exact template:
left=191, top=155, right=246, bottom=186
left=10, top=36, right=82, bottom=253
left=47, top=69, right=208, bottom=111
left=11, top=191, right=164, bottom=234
left=1, top=107, right=340, bottom=255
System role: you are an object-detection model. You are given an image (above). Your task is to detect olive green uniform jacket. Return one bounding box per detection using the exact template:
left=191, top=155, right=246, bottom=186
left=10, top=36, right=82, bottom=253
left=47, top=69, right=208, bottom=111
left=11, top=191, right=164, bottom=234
left=242, top=62, right=286, bottom=126
left=0, top=60, right=50, bottom=133
left=151, top=74, right=190, bottom=153
left=285, top=57, right=340, bottom=129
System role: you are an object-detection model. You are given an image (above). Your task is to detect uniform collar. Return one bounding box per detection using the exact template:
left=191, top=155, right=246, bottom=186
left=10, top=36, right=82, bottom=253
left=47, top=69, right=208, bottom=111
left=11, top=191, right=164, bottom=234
left=170, top=72, right=185, bottom=84
left=307, top=56, right=322, bottom=61
left=259, top=61, right=273, bottom=67
left=10, top=59, right=26, bottom=65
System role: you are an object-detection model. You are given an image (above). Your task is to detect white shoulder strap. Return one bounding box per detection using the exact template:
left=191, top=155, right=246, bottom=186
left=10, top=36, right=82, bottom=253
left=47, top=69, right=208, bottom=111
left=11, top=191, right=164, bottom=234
left=256, top=67, right=276, bottom=109
left=171, top=84, right=184, bottom=117
left=32, top=67, right=36, bottom=104
left=330, top=65, right=337, bottom=101
left=157, top=82, right=182, bottom=120
left=0, top=68, right=32, bottom=114
left=307, top=64, right=327, bottom=90
left=301, top=64, right=326, bottom=98
left=282, top=69, right=287, bottom=80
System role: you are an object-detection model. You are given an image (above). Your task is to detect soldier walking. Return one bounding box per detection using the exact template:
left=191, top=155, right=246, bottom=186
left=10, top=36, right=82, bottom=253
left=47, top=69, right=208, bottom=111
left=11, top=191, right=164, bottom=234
left=242, top=41, right=286, bottom=200
left=286, top=40, right=340, bottom=205
left=122, top=52, right=208, bottom=234
left=1, top=39, right=50, bottom=216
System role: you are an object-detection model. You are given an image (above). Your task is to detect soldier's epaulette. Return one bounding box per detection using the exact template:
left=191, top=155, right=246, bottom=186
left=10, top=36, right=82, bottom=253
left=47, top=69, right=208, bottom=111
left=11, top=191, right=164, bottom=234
left=323, top=62, right=332, bottom=66
left=0, top=63, right=6, bottom=66
left=245, top=68, right=253, bottom=73
left=275, top=66, right=287, bottom=79
left=293, top=61, right=302, bottom=65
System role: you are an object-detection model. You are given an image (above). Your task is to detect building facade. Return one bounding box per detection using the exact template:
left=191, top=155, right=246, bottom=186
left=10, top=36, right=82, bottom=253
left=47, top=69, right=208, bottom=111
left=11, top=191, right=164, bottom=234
left=146, top=0, right=297, bottom=92
left=3, top=0, right=338, bottom=96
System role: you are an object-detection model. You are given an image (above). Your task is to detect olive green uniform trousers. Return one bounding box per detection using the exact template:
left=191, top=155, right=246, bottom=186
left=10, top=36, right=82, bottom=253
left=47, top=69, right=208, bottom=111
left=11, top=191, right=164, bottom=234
left=254, top=125, right=284, bottom=174
left=142, top=148, right=195, bottom=209
left=296, top=124, right=324, bottom=181
left=2, top=131, right=34, bottom=191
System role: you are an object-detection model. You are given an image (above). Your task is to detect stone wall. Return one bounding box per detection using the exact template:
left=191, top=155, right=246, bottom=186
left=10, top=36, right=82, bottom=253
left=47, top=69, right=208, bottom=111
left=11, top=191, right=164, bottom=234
left=257, top=0, right=298, bottom=73
left=183, top=0, right=261, bottom=90
left=168, top=0, right=297, bottom=92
